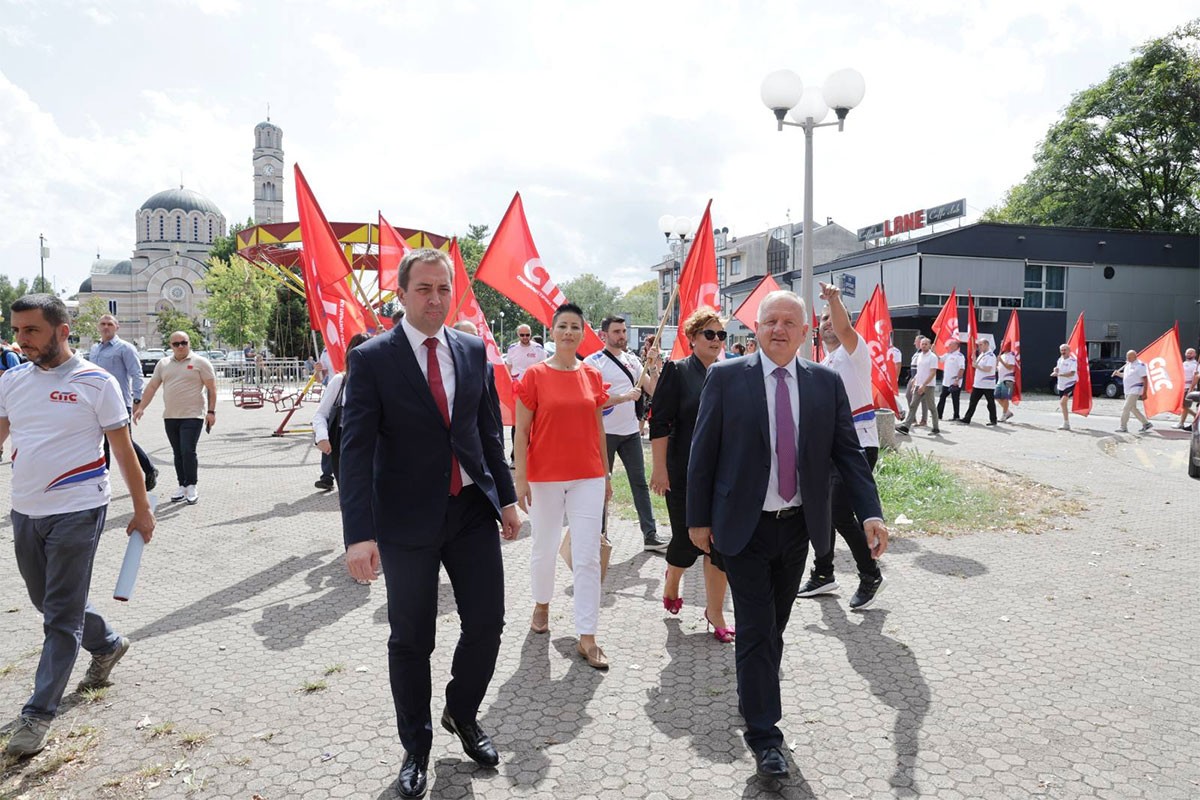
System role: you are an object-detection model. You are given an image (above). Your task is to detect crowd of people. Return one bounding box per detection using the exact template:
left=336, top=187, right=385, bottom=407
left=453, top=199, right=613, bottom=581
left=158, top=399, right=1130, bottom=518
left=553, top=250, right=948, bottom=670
left=1, top=258, right=1195, bottom=794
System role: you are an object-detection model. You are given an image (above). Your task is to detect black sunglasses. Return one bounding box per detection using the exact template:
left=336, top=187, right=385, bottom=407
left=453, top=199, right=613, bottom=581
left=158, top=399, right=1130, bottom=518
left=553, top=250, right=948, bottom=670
left=699, top=330, right=728, bottom=341
left=519, top=333, right=531, bottom=337
left=170, top=341, right=189, bottom=347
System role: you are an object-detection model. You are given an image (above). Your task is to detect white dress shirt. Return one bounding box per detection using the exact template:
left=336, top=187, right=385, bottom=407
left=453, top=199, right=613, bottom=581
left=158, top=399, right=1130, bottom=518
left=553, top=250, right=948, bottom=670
left=402, top=317, right=472, bottom=488
left=760, top=352, right=801, bottom=512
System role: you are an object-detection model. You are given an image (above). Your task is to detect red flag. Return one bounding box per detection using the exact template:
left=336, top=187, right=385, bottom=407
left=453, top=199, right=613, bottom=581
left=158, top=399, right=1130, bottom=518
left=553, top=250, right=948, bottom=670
left=853, top=285, right=900, bottom=413
left=445, top=238, right=515, bottom=426
left=670, top=201, right=720, bottom=361
left=295, top=164, right=369, bottom=372
left=475, top=192, right=604, bottom=356
left=931, top=289, right=960, bottom=358
left=964, top=292, right=977, bottom=390
left=812, top=312, right=825, bottom=363
left=1067, top=313, right=1092, bottom=416
left=378, top=212, right=412, bottom=293
left=1137, top=324, right=1186, bottom=417
left=732, top=274, right=781, bottom=330
left=1001, top=309, right=1022, bottom=405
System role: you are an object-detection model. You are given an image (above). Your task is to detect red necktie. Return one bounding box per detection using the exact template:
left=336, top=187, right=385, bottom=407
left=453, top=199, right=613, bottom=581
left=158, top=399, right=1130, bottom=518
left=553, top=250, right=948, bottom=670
left=423, top=338, right=462, bottom=496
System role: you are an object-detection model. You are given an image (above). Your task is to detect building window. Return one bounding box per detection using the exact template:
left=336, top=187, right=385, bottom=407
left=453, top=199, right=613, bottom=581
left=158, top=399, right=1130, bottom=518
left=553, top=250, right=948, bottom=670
left=175, top=217, right=182, bottom=240
left=1024, top=264, right=1066, bottom=309
left=717, top=257, right=726, bottom=288
left=767, top=232, right=789, bottom=274
left=193, top=218, right=199, bottom=242
left=209, top=219, right=214, bottom=242
left=107, top=300, right=118, bottom=315
left=144, top=216, right=150, bottom=240
left=158, top=217, right=164, bottom=240
left=730, top=256, right=742, bottom=276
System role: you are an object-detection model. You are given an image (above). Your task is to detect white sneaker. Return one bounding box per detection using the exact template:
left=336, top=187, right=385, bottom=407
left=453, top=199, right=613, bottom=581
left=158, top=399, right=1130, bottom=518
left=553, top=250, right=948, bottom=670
left=1058, top=423, right=1071, bottom=431
left=170, top=486, right=186, bottom=502
left=1002, top=412, right=1014, bottom=422
left=185, top=485, right=198, bottom=505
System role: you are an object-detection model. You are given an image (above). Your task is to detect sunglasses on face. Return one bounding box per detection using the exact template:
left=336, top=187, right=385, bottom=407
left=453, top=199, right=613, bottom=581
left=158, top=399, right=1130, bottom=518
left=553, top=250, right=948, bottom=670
left=519, top=334, right=531, bottom=338
left=699, top=330, right=727, bottom=341
left=170, top=341, right=189, bottom=347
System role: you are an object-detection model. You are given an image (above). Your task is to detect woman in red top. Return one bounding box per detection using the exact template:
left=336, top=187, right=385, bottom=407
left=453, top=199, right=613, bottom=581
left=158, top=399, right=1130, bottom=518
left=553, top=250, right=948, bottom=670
left=515, top=303, right=612, bottom=669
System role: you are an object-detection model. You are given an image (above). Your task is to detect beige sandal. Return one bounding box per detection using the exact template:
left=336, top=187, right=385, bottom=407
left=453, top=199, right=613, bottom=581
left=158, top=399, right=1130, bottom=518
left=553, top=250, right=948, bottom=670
left=577, top=641, right=609, bottom=670
left=530, top=605, right=549, bottom=634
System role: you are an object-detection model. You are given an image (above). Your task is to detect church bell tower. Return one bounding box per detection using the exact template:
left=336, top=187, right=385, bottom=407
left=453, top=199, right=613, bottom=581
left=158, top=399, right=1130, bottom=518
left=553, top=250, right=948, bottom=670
left=253, top=118, right=284, bottom=224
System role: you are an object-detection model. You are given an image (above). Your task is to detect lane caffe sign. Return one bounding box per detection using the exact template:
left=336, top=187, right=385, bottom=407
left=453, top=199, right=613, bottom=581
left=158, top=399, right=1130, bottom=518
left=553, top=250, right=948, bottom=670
left=857, top=198, right=966, bottom=242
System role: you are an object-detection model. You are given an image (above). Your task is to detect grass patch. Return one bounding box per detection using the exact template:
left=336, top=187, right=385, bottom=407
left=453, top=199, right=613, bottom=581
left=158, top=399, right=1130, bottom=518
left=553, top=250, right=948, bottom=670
left=31, top=735, right=98, bottom=777
left=149, top=721, right=176, bottom=738
left=301, top=680, right=327, bottom=694
left=178, top=731, right=212, bottom=749
left=79, top=686, right=109, bottom=704
left=137, top=763, right=165, bottom=778
left=323, top=664, right=345, bottom=676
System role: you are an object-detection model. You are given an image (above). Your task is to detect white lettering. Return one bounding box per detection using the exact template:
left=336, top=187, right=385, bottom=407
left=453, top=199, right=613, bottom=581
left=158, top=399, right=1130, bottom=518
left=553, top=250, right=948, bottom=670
left=1147, top=357, right=1173, bottom=392
left=516, top=258, right=567, bottom=310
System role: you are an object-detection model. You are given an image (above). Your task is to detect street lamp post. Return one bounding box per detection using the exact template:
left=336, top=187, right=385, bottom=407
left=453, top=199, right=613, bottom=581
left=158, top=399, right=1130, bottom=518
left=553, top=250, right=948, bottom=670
left=38, top=233, right=48, bottom=291
left=656, top=214, right=696, bottom=328
left=498, top=311, right=505, bottom=347
left=760, top=68, right=865, bottom=358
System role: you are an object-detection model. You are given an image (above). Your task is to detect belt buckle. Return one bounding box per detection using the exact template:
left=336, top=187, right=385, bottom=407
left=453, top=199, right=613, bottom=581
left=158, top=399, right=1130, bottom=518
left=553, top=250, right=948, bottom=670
left=775, top=507, right=796, bottom=519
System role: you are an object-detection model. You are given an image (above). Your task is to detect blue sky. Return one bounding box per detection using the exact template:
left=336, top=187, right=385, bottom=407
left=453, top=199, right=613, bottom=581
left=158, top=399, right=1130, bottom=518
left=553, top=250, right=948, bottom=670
left=0, top=0, right=1194, bottom=296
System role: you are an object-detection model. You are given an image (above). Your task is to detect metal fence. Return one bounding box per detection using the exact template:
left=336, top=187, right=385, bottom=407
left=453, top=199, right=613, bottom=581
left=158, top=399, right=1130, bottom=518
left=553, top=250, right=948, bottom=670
left=212, top=358, right=316, bottom=391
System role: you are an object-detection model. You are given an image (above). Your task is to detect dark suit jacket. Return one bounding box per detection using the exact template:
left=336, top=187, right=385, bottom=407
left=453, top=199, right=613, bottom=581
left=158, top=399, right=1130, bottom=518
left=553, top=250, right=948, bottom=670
left=686, top=351, right=882, bottom=558
left=338, top=326, right=517, bottom=547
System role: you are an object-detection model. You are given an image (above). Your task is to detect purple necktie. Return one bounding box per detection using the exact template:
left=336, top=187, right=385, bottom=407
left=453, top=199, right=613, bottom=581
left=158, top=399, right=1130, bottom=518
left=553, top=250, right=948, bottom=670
left=773, top=367, right=797, bottom=504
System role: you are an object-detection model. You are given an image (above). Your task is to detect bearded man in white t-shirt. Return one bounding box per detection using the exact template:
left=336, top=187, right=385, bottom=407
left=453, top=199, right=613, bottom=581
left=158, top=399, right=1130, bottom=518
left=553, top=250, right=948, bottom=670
left=1178, top=348, right=1198, bottom=429
left=794, top=282, right=887, bottom=609
left=897, top=337, right=941, bottom=436
left=1113, top=349, right=1152, bottom=433
left=0, top=294, right=156, bottom=758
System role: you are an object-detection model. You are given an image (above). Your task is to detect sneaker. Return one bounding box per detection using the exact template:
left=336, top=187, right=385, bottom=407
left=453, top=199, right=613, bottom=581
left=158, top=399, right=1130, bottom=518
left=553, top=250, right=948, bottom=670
left=170, top=486, right=186, bottom=502
left=985, top=421, right=998, bottom=427
left=185, top=485, right=198, bottom=505
left=956, top=419, right=970, bottom=425
left=78, top=637, right=130, bottom=691
left=1140, top=422, right=1153, bottom=432
left=849, top=574, right=887, bottom=611
left=895, top=425, right=910, bottom=435
left=4, top=716, right=50, bottom=758
left=643, top=534, right=668, bottom=554
left=314, top=476, right=334, bottom=491
left=928, top=428, right=941, bottom=436
left=1059, top=423, right=1071, bottom=431
left=1002, top=412, right=1014, bottom=422
left=796, top=575, right=839, bottom=597
left=145, top=467, right=159, bottom=492
left=1115, top=427, right=1128, bottom=433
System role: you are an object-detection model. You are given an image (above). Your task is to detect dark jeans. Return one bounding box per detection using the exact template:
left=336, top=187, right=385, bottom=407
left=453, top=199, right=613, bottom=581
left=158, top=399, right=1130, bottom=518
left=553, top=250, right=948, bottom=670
left=722, top=511, right=810, bottom=753
left=603, top=432, right=657, bottom=539
left=377, top=485, right=505, bottom=754
left=164, top=418, right=203, bottom=487
left=319, top=451, right=334, bottom=482
left=962, top=388, right=997, bottom=424
left=937, top=385, right=962, bottom=420
left=103, top=409, right=154, bottom=478
left=812, top=446, right=880, bottom=580
left=12, top=506, right=120, bottom=720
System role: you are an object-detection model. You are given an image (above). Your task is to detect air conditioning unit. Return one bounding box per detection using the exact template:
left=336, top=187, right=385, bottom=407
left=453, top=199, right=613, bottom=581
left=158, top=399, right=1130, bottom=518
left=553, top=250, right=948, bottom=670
left=1106, top=323, right=1119, bottom=339
left=980, top=308, right=999, bottom=323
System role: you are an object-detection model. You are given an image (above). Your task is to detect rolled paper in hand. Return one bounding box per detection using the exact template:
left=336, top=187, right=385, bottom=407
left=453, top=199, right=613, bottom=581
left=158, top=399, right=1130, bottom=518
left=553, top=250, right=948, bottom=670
left=114, top=496, right=157, bottom=602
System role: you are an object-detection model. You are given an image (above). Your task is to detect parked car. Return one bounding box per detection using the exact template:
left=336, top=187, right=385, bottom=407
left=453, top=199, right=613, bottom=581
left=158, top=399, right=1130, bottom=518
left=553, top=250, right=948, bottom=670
left=138, top=349, right=167, bottom=376
left=1090, top=358, right=1127, bottom=398
left=1188, top=391, right=1200, bottom=480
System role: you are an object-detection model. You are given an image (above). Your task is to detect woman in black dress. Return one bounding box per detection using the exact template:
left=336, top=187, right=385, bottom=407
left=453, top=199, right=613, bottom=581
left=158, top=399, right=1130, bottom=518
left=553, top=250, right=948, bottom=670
left=648, top=307, right=733, bottom=643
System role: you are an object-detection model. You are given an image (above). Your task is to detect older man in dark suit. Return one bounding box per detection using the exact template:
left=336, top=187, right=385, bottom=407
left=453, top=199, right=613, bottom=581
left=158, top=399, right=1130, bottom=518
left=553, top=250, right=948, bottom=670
left=687, top=290, right=888, bottom=779
left=339, top=249, right=521, bottom=799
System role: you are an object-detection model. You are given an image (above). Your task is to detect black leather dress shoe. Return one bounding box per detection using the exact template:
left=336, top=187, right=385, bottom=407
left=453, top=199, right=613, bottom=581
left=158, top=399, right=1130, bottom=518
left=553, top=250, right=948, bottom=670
left=398, top=751, right=429, bottom=798
left=441, top=711, right=500, bottom=767
left=755, top=746, right=789, bottom=778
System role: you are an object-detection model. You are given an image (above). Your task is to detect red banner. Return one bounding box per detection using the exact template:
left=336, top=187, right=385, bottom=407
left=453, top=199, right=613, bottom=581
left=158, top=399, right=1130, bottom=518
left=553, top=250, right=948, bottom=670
left=445, top=238, right=515, bottom=425
left=812, top=312, right=825, bottom=363
left=295, top=164, right=369, bottom=372
left=931, top=289, right=959, bottom=358
left=1001, top=309, right=1022, bottom=405
left=1067, top=313, right=1092, bottom=416
left=475, top=192, right=603, bottom=356
left=378, top=212, right=412, bottom=293
left=964, top=292, right=977, bottom=391
left=853, top=285, right=899, bottom=413
left=732, top=273, right=781, bottom=330
left=1137, top=324, right=1185, bottom=418
left=670, top=201, right=720, bottom=360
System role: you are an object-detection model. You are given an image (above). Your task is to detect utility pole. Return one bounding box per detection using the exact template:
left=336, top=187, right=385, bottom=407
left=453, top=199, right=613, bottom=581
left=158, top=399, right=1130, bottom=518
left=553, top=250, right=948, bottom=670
left=39, top=233, right=48, bottom=290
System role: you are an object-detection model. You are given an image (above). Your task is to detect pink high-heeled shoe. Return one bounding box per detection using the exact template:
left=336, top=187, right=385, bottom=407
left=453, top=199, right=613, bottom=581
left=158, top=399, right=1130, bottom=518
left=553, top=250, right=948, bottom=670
left=662, top=570, right=683, bottom=615
left=705, top=611, right=735, bottom=644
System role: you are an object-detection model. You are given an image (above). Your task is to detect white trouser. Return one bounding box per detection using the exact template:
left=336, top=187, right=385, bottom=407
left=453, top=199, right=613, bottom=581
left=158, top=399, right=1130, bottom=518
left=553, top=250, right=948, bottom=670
left=528, top=478, right=606, bottom=635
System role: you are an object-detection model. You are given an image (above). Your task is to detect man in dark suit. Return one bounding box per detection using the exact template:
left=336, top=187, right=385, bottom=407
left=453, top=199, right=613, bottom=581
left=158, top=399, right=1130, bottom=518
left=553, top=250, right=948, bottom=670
left=339, top=249, right=521, bottom=798
left=687, top=290, right=888, bottom=779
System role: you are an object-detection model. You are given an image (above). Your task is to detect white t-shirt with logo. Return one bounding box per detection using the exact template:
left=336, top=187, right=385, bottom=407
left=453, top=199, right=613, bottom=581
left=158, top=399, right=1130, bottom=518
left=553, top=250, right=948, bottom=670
left=912, top=350, right=939, bottom=387
left=505, top=342, right=546, bottom=379
left=1056, top=356, right=1078, bottom=391
left=588, top=349, right=642, bottom=437
left=0, top=355, right=128, bottom=517
left=997, top=352, right=1017, bottom=382
left=1121, top=360, right=1147, bottom=396
left=941, top=351, right=966, bottom=386
left=1184, top=358, right=1198, bottom=388
left=973, top=351, right=998, bottom=389
left=822, top=333, right=878, bottom=449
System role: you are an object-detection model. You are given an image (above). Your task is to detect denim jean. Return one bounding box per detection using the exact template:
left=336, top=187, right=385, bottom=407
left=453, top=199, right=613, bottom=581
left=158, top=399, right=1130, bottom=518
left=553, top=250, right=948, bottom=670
left=12, top=506, right=120, bottom=720
left=164, top=418, right=203, bottom=486
left=604, top=432, right=657, bottom=539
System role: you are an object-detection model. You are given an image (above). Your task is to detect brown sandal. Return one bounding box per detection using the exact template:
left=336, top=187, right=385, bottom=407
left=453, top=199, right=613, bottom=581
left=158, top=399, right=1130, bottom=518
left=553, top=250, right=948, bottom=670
left=530, top=605, right=549, bottom=634
left=577, top=641, right=609, bottom=670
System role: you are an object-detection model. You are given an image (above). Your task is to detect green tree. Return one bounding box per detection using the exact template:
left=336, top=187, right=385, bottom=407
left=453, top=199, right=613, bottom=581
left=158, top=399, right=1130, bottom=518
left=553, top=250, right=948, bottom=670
left=155, top=308, right=206, bottom=349
left=560, top=273, right=623, bottom=327
left=457, top=224, right=541, bottom=347
left=30, top=276, right=53, bottom=294
left=985, top=21, right=1200, bottom=232
left=267, top=275, right=313, bottom=358
left=200, top=256, right=275, bottom=350
left=0, top=275, right=31, bottom=341
left=71, top=295, right=112, bottom=349
left=618, top=279, right=659, bottom=326
left=209, top=217, right=254, bottom=263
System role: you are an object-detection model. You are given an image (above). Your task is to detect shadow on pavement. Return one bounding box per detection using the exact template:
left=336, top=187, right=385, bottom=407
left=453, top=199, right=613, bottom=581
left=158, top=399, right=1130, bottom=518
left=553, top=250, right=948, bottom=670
left=740, top=770, right=817, bottom=799
left=806, top=602, right=930, bottom=798
left=480, top=632, right=604, bottom=789
left=645, top=618, right=741, bottom=764
left=209, top=491, right=341, bottom=527
left=253, top=557, right=372, bottom=650
left=912, top=551, right=987, bottom=579
left=127, top=549, right=333, bottom=642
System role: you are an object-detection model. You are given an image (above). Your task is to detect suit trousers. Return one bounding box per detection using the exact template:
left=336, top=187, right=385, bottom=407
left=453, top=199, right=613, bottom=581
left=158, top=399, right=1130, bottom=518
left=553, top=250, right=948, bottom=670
left=937, top=384, right=962, bottom=419
left=528, top=478, right=606, bottom=635
left=961, top=387, right=997, bottom=424
left=812, top=446, right=880, bottom=580
left=377, top=485, right=505, bottom=755
left=722, top=511, right=811, bottom=753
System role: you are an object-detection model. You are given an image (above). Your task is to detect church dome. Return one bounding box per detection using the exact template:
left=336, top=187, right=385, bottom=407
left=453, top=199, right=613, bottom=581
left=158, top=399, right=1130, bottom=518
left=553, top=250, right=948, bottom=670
left=91, top=258, right=132, bottom=276
left=78, top=277, right=93, bottom=293
left=139, top=187, right=223, bottom=216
